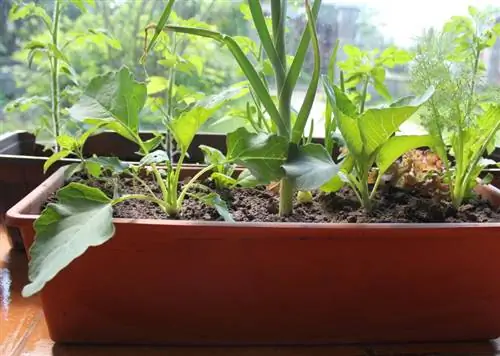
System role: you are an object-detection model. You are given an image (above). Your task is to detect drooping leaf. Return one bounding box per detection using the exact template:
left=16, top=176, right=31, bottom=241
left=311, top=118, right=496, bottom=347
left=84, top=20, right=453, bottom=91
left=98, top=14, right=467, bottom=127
left=140, top=150, right=170, bottom=166
left=86, top=156, right=130, bottom=174
left=84, top=118, right=138, bottom=145
left=142, top=0, right=176, bottom=61
left=195, top=192, right=234, bottom=223
left=226, top=128, right=287, bottom=183
left=141, top=134, right=164, bottom=154
left=282, top=144, right=339, bottom=190
left=44, top=150, right=71, bottom=173
left=23, top=184, right=115, bottom=297
left=376, top=135, right=436, bottom=177
left=64, top=163, right=84, bottom=179
left=69, top=67, right=146, bottom=133
left=199, top=145, right=226, bottom=165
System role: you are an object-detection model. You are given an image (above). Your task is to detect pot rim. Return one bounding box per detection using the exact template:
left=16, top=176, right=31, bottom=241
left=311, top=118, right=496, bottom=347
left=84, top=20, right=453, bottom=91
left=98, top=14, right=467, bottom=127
left=7, top=166, right=500, bottom=230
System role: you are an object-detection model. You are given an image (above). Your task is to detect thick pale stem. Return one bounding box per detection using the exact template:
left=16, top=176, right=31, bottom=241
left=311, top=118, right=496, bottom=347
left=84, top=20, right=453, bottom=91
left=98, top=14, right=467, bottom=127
left=279, top=177, right=294, bottom=216
left=51, top=0, right=62, bottom=152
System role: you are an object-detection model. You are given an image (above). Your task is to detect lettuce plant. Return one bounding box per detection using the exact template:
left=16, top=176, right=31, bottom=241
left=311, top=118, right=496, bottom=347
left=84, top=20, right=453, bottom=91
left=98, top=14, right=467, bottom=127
left=411, top=7, right=500, bottom=207
left=158, top=0, right=338, bottom=216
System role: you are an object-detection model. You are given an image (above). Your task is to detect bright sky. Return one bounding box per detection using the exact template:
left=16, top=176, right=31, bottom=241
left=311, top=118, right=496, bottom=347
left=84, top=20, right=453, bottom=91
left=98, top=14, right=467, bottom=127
left=325, top=0, right=500, bottom=47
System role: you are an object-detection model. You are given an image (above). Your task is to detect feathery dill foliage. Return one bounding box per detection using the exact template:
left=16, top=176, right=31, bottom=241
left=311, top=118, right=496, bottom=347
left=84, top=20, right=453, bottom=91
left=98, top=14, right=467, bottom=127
left=410, top=6, right=500, bottom=207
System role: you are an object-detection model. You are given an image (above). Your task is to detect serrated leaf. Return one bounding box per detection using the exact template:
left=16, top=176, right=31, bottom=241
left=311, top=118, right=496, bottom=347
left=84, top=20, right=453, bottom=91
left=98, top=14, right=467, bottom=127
left=44, top=150, right=71, bottom=173
left=226, top=128, right=287, bottom=183
left=69, top=67, right=146, bottom=132
left=140, top=150, right=170, bottom=166
left=23, top=184, right=114, bottom=297
left=282, top=144, right=339, bottom=190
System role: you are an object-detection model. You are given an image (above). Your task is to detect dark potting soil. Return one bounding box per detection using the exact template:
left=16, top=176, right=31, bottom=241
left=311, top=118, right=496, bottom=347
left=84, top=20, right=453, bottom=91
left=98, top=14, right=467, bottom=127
left=57, top=174, right=500, bottom=223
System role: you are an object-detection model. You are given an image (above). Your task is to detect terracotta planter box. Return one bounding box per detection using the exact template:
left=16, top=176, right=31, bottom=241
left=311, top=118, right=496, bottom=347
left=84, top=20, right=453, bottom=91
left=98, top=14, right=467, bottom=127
left=0, top=131, right=225, bottom=249
left=6, top=166, right=500, bottom=345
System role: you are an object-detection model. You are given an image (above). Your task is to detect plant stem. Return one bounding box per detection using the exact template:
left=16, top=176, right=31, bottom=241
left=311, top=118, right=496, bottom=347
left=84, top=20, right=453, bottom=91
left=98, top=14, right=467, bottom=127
left=177, top=164, right=216, bottom=208
left=50, top=0, right=62, bottom=152
left=112, top=194, right=166, bottom=207
left=359, top=75, right=369, bottom=114
left=270, top=0, right=294, bottom=216
left=279, top=177, right=294, bottom=216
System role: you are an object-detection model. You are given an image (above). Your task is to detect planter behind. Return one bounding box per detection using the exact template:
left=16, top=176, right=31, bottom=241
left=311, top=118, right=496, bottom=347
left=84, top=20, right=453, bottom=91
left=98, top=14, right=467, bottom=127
left=0, top=131, right=226, bottom=249
left=6, top=167, right=500, bottom=345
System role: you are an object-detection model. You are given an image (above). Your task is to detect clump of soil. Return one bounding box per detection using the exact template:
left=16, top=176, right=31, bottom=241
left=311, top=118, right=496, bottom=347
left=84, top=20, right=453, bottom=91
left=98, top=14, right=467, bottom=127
left=53, top=173, right=500, bottom=223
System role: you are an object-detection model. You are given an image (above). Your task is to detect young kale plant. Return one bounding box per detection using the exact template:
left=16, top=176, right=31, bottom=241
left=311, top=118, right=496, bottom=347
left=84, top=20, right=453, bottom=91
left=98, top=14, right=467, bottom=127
left=23, top=66, right=236, bottom=298
left=322, top=75, right=435, bottom=212
left=411, top=7, right=500, bottom=207
left=159, top=0, right=338, bottom=216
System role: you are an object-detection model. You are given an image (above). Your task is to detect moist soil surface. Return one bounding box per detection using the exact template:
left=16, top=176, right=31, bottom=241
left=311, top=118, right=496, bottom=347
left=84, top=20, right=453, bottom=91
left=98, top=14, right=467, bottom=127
left=61, top=174, right=500, bottom=223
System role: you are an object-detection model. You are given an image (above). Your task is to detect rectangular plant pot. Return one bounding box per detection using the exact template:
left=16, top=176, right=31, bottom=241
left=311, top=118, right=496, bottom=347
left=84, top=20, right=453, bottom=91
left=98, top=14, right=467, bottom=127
left=0, top=131, right=226, bottom=249
left=6, top=166, right=500, bottom=345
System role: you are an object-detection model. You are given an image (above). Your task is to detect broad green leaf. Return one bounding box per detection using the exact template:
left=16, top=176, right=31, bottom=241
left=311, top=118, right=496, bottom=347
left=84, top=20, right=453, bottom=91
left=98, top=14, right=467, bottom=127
left=69, top=67, right=146, bottom=132
left=169, top=107, right=216, bottom=153
left=322, top=78, right=357, bottom=117
left=282, top=144, right=339, bottom=190
left=291, top=0, right=321, bottom=144
left=376, top=135, right=435, bottom=177
left=236, top=168, right=263, bottom=188
left=211, top=172, right=237, bottom=187
left=9, top=3, right=52, bottom=29
left=23, top=184, right=114, bottom=297
left=359, top=87, right=434, bottom=155
left=44, top=150, right=70, bottom=173
left=84, top=118, right=138, bottom=144
left=337, top=111, right=363, bottom=158
left=343, top=44, right=363, bottom=58
left=170, top=87, right=242, bottom=152
left=196, top=192, right=234, bottom=222
left=86, top=156, right=130, bottom=174
left=227, top=128, right=287, bottom=183
left=140, top=150, right=170, bottom=166
left=56, top=135, right=77, bottom=151
left=147, top=76, right=169, bottom=95
left=85, top=161, right=102, bottom=178
left=141, top=134, right=164, bottom=154
left=200, top=145, right=226, bottom=165
left=321, top=155, right=355, bottom=193
left=69, top=0, right=94, bottom=13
